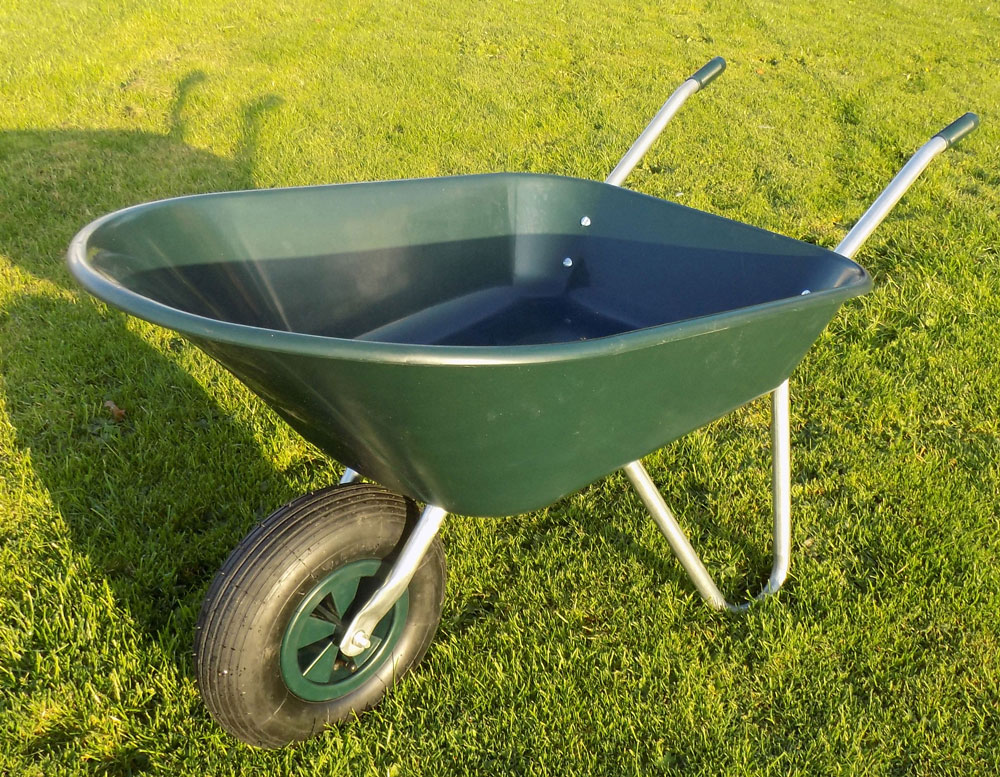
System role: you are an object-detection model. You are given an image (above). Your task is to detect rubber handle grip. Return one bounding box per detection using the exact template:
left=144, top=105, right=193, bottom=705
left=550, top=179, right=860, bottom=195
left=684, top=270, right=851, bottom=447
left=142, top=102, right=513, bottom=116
left=688, top=57, right=726, bottom=89
left=934, top=112, right=980, bottom=148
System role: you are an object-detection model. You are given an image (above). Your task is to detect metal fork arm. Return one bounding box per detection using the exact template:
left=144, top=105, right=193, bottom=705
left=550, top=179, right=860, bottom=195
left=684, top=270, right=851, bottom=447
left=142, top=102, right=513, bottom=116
left=624, top=381, right=791, bottom=613
left=339, top=503, right=447, bottom=656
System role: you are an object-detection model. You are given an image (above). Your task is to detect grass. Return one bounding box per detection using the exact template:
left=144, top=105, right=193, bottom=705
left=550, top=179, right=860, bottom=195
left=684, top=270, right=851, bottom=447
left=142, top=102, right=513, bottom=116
left=1, top=0, right=998, bottom=773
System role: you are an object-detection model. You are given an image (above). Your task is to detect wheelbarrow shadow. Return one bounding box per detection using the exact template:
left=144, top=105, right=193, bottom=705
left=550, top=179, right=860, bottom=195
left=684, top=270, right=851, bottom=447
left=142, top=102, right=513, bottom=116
left=1, top=72, right=281, bottom=286
left=0, top=74, right=311, bottom=646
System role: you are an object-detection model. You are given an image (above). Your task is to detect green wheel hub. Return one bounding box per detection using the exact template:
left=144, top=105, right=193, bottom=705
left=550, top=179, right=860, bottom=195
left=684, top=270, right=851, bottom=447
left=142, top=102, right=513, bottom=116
left=279, top=560, right=409, bottom=702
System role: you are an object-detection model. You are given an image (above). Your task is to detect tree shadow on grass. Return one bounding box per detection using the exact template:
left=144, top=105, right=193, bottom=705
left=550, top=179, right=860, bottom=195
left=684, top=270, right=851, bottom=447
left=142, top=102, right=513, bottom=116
left=0, top=74, right=310, bottom=648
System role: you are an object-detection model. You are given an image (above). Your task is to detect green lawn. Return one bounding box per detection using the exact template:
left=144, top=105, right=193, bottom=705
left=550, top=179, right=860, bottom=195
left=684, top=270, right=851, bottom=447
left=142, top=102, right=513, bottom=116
left=2, top=0, right=999, bottom=773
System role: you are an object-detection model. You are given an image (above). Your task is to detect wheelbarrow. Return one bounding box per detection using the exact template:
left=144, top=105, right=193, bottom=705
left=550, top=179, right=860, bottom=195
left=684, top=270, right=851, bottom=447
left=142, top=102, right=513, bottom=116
left=67, top=57, right=979, bottom=747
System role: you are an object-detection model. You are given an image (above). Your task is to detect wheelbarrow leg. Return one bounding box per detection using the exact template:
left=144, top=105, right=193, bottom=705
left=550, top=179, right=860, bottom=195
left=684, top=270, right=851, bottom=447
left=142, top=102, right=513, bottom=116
left=339, top=467, right=360, bottom=484
left=623, top=380, right=791, bottom=612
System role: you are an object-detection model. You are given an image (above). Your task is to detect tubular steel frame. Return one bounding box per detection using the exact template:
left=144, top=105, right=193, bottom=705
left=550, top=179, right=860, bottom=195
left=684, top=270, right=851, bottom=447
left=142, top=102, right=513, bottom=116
left=334, top=57, right=976, bottom=641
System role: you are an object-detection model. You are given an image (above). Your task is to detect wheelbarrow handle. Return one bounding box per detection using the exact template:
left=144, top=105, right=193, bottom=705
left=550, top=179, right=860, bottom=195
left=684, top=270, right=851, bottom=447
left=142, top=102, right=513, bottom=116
left=836, top=112, right=980, bottom=259
left=605, top=57, right=726, bottom=187
left=689, top=56, right=727, bottom=89
left=934, top=112, right=980, bottom=148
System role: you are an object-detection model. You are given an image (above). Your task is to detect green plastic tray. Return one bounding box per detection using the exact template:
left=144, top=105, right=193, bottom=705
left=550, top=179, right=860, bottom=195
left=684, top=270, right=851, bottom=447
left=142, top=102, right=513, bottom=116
left=68, top=173, right=870, bottom=515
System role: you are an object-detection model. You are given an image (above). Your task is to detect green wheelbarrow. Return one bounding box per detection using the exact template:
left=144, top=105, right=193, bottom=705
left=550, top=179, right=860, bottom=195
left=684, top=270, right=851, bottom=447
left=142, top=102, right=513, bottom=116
left=68, top=57, right=978, bottom=747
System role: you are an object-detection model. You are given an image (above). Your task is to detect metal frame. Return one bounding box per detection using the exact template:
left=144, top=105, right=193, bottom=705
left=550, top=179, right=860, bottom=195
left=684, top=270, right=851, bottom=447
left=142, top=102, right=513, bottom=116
left=606, top=61, right=976, bottom=610
left=606, top=57, right=791, bottom=610
left=333, top=58, right=977, bottom=638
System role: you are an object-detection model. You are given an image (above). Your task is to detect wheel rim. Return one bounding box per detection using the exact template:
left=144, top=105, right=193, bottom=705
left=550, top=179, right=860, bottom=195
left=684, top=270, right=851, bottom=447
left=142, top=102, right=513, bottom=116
left=279, top=559, right=410, bottom=702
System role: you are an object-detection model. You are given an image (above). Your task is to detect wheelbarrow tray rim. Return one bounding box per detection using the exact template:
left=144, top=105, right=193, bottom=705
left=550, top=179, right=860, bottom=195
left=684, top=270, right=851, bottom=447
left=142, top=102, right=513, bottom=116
left=68, top=172, right=872, bottom=367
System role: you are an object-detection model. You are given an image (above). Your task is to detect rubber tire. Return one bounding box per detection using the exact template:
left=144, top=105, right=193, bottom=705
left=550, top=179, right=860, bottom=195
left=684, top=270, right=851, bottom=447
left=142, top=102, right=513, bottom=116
left=193, top=484, right=446, bottom=748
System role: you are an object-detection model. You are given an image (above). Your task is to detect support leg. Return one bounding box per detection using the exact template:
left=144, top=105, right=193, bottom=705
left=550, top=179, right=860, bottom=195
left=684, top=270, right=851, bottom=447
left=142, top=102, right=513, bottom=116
left=623, top=380, right=791, bottom=612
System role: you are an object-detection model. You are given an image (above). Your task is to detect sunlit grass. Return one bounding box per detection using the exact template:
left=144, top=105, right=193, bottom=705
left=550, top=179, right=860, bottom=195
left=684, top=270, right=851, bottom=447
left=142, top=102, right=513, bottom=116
left=1, top=0, right=998, bottom=773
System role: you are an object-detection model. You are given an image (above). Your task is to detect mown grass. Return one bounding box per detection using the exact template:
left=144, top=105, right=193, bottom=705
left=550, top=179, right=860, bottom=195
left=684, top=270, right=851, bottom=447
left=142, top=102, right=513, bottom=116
left=1, top=0, right=998, bottom=774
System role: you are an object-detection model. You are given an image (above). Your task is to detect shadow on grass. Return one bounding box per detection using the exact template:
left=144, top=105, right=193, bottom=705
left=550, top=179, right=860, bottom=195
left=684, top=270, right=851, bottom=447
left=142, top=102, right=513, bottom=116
left=0, top=71, right=283, bottom=285
left=0, top=74, right=303, bottom=648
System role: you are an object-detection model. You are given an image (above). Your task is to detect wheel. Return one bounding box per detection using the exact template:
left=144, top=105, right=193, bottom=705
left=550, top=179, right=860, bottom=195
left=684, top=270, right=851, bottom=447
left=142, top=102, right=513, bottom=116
left=193, top=483, right=446, bottom=748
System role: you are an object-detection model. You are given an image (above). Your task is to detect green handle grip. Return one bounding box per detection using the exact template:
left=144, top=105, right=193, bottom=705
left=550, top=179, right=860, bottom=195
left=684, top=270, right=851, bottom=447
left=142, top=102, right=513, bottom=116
left=934, top=112, right=980, bottom=148
left=688, top=57, right=726, bottom=89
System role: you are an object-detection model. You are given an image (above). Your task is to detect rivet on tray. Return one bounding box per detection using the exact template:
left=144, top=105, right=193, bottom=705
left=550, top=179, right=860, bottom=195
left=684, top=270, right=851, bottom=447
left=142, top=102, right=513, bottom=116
left=563, top=257, right=574, bottom=268
left=800, top=289, right=811, bottom=295
left=580, top=216, right=591, bottom=227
